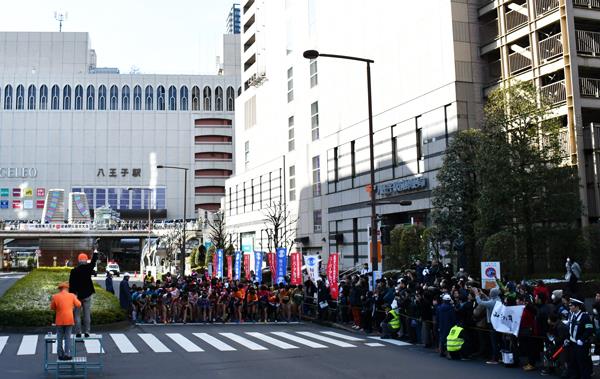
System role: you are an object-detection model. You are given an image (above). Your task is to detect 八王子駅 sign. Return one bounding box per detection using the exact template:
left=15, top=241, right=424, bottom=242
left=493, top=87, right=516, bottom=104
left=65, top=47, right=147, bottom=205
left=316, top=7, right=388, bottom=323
left=374, top=176, right=427, bottom=197
left=0, top=168, right=38, bottom=179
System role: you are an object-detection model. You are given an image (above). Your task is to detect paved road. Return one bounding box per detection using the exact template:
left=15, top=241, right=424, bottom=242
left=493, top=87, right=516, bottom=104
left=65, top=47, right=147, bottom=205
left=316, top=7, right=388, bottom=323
left=0, top=322, right=551, bottom=379
left=0, top=272, right=24, bottom=297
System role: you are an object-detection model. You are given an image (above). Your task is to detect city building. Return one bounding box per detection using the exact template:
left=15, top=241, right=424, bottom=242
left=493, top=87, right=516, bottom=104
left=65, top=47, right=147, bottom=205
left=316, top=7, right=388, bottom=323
left=0, top=31, right=240, bottom=221
left=224, top=0, right=485, bottom=269
left=226, top=3, right=241, bottom=34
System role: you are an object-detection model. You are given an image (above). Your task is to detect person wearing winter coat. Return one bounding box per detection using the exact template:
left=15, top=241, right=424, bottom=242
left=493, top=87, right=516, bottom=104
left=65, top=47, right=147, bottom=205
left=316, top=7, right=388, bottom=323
left=473, top=287, right=502, bottom=364
left=436, top=294, right=456, bottom=358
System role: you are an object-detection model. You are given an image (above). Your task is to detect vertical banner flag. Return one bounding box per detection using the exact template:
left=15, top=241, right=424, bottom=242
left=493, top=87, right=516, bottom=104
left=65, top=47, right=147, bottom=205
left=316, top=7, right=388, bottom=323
left=212, top=252, right=218, bottom=278
left=290, top=252, right=302, bottom=285
left=234, top=251, right=242, bottom=281
left=226, top=255, right=233, bottom=281
left=267, top=252, right=277, bottom=283
left=216, top=249, right=224, bottom=279
left=305, top=255, right=319, bottom=283
left=243, top=254, right=251, bottom=280
left=326, top=252, right=340, bottom=300
left=276, top=248, right=288, bottom=284
left=254, top=251, right=263, bottom=283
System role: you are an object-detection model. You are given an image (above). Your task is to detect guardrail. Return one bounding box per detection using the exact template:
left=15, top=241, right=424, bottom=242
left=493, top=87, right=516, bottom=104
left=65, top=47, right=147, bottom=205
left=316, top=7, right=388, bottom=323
left=577, top=30, right=600, bottom=56
left=540, top=80, right=566, bottom=104
left=539, top=33, right=563, bottom=62
left=573, top=0, right=600, bottom=10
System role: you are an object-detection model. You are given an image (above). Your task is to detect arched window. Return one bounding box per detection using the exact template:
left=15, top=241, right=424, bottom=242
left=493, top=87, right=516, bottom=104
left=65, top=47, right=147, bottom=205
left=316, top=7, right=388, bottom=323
left=145, top=85, right=153, bottom=110
left=110, top=85, right=118, bottom=110
left=4, top=85, right=12, bottom=110
left=86, top=85, right=95, bottom=110
left=157, top=85, right=165, bottom=110
left=39, top=85, right=48, bottom=110
left=74, top=85, right=83, bottom=110
left=215, top=86, right=223, bottom=111
left=27, top=85, right=36, bottom=110
left=168, top=85, right=177, bottom=111
left=133, top=85, right=142, bottom=110
left=180, top=86, right=188, bottom=111
left=203, top=86, right=212, bottom=111
left=98, top=85, right=107, bottom=110
left=62, top=85, right=71, bottom=110
left=192, top=86, right=200, bottom=110
left=122, top=85, right=130, bottom=110
left=226, top=86, right=235, bottom=111
left=16, top=85, right=25, bottom=110
left=51, top=85, right=60, bottom=110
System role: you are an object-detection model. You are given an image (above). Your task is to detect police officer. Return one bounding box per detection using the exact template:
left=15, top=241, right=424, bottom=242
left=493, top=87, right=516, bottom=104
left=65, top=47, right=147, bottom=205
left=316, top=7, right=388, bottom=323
left=565, top=298, right=594, bottom=379
left=447, top=322, right=466, bottom=360
left=381, top=304, right=400, bottom=339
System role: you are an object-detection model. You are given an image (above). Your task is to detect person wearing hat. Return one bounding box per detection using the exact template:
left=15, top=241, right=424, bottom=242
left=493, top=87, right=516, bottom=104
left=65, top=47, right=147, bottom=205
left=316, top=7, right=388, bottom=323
left=565, top=298, right=594, bottom=379
left=68, top=249, right=98, bottom=337
left=380, top=303, right=401, bottom=339
left=436, top=293, right=457, bottom=358
left=50, top=282, right=82, bottom=360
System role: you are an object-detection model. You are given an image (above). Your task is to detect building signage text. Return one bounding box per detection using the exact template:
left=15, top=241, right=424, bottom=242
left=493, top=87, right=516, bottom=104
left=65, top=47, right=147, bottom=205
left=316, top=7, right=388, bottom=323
left=375, top=176, right=428, bottom=197
left=97, top=168, right=142, bottom=178
left=0, top=167, right=38, bottom=179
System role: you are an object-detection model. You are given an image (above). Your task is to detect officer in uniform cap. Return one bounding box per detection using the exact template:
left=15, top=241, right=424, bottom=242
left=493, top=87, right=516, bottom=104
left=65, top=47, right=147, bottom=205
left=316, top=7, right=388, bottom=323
left=565, top=298, right=594, bottom=379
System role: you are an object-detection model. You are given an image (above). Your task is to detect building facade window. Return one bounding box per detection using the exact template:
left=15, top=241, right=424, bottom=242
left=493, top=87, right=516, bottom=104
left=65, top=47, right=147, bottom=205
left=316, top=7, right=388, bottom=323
left=311, top=101, right=319, bottom=141
left=157, top=85, right=165, bottom=110
left=168, top=85, right=177, bottom=111
left=180, top=86, right=188, bottom=111
left=27, top=84, right=36, bottom=110
left=289, top=165, right=296, bottom=201
left=192, top=86, right=200, bottom=110
left=226, top=86, right=235, bottom=111
left=288, top=116, right=295, bottom=151
left=134, top=85, right=142, bottom=110
left=15, top=85, right=24, bottom=110
left=310, top=59, right=318, bottom=87
left=333, top=147, right=339, bottom=182
left=74, top=85, right=83, bottom=110
left=287, top=67, right=293, bottom=102
left=313, top=210, right=322, bottom=233
left=312, top=155, right=321, bottom=196
left=39, top=85, right=48, bottom=110
left=215, top=86, right=223, bottom=111
left=145, top=85, right=153, bottom=110
left=416, top=116, right=423, bottom=173
left=203, top=86, right=212, bottom=111
left=244, top=141, right=250, bottom=167
left=62, top=85, right=71, bottom=110
left=51, top=85, right=60, bottom=110
left=351, top=140, right=356, bottom=178
left=109, top=85, right=118, bottom=110
left=4, top=85, right=12, bottom=110
left=86, top=85, right=95, bottom=110
left=122, top=85, right=130, bottom=110
left=98, top=85, right=107, bottom=110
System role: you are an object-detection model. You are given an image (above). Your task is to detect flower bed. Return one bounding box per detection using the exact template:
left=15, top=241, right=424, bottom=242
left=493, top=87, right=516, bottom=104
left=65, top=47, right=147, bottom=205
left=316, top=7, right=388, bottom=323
left=0, top=267, right=125, bottom=327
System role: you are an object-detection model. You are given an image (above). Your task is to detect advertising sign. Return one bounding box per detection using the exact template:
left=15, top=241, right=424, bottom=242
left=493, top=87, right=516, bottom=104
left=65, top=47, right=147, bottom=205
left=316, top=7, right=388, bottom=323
left=0, top=200, right=8, bottom=209
left=36, top=188, right=45, bottom=197
left=254, top=251, right=263, bottom=283
left=226, top=255, right=233, bottom=281
left=216, top=249, right=224, bottom=279
left=481, top=261, right=501, bottom=289
left=275, top=247, right=288, bottom=284
left=23, top=188, right=33, bottom=197
left=243, top=253, right=251, bottom=280
left=290, top=252, right=302, bottom=285
left=326, top=252, right=340, bottom=300
left=0, top=188, right=8, bottom=197
left=305, top=255, right=319, bottom=283
left=234, top=251, right=242, bottom=281
left=12, top=200, right=21, bottom=209
left=12, top=188, right=21, bottom=197
left=36, top=200, right=45, bottom=209
left=23, top=199, right=33, bottom=209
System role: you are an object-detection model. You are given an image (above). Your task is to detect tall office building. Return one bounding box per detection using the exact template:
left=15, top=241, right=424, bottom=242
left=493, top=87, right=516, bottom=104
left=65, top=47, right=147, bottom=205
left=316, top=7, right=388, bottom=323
left=226, top=4, right=241, bottom=34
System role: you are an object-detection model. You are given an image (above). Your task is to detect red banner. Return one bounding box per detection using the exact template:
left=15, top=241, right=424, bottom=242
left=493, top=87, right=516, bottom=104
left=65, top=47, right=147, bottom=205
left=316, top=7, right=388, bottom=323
left=226, top=255, right=233, bottom=281
left=290, top=252, right=302, bottom=285
left=243, top=253, right=251, bottom=281
left=267, top=252, right=276, bottom=282
left=326, top=252, right=339, bottom=300
left=212, top=252, right=218, bottom=278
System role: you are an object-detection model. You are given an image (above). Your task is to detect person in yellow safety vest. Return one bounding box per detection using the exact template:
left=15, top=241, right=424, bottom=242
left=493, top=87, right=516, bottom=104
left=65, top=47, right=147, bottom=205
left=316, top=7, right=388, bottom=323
left=447, top=324, right=467, bottom=360
left=381, top=305, right=401, bottom=339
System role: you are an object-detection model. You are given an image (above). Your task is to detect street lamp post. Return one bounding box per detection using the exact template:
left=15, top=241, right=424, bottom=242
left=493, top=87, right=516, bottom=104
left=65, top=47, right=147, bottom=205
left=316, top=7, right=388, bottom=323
left=128, top=187, right=152, bottom=277
left=302, top=50, right=380, bottom=272
left=157, top=165, right=189, bottom=276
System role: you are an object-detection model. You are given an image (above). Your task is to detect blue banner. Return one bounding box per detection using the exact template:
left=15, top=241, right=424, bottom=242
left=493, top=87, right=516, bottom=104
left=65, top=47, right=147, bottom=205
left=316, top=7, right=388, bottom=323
left=276, top=247, right=287, bottom=284
left=217, top=249, right=224, bottom=279
left=234, top=251, right=242, bottom=281
left=254, top=251, right=263, bottom=283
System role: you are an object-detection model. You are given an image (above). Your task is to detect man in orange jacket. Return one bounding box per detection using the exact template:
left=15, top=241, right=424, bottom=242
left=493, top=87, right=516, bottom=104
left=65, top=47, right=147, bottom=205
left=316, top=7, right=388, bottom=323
left=50, top=282, right=82, bottom=360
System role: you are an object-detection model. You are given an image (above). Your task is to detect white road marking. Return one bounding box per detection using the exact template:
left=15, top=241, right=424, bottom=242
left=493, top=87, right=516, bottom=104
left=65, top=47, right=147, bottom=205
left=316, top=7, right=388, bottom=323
left=193, top=333, right=236, bottom=351
left=368, top=336, right=411, bottom=346
left=219, top=333, right=268, bottom=351
left=166, top=333, right=204, bottom=352
left=245, top=332, right=298, bottom=349
left=0, top=336, right=8, bottom=354
left=17, top=335, right=38, bottom=355
left=110, top=333, right=138, bottom=353
left=321, top=331, right=365, bottom=341
left=296, top=332, right=356, bottom=347
left=84, top=339, right=104, bottom=354
left=270, top=332, right=327, bottom=348
left=365, top=342, right=385, bottom=347
left=138, top=333, right=171, bottom=353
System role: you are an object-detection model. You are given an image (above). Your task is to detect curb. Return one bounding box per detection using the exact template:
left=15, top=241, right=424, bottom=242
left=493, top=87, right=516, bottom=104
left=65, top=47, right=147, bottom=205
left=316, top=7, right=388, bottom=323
left=0, top=320, right=131, bottom=334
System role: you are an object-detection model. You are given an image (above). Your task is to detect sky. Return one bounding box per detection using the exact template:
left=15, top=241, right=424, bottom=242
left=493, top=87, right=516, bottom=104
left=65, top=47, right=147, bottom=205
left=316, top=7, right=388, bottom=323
left=0, top=0, right=235, bottom=75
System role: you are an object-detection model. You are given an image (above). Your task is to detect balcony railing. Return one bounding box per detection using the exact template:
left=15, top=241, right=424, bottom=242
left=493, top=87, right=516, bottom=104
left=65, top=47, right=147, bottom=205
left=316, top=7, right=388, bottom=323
left=505, top=5, right=528, bottom=32
left=577, top=30, right=600, bottom=56
left=580, top=77, right=600, bottom=97
left=573, top=0, right=600, bottom=10
left=480, top=19, right=499, bottom=44
left=485, top=60, right=502, bottom=83
left=535, top=0, right=559, bottom=17
left=509, top=50, right=532, bottom=74
left=539, top=33, right=563, bottom=62
left=540, top=80, right=566, bottom=104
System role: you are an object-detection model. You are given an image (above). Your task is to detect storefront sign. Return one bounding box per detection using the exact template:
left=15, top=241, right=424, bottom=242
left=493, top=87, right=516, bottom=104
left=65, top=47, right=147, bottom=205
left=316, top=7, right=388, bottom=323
left=0, top=200, right=8, bottom=209
left=36, top=188, right=45, bottom=197
left=0, top=168, right=38, bottom=179
left=375, top=176, right=428, bottom=197
left=0, top=188, right=8, bottom=197
left=97, top=168, right=141, bottom=177
left=12, top=200, right=21, bottom=209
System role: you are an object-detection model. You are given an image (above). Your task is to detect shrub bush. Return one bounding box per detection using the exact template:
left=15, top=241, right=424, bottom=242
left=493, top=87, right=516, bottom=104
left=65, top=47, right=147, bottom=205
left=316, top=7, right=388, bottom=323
left=0, top=268, right=125, bottom=327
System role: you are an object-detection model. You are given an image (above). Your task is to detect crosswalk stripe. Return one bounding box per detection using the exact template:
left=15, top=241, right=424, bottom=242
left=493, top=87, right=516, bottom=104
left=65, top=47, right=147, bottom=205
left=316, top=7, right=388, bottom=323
left=166, top=333, right=204, bottom=352
left=245, top=332, right=298, bottom=349
left=365, top=342, right=385, bottom=347
left=17, top=335, right=38, bottom=355
left=138, top=333, right=171, bottom=353
left=219, top=333, right=268, bottom=351
left=368, top=336, right=411, bottom=346
left=193, top=333, right=236, bottom=351
left=84, top=339, right=104, bottom=354
left=270, top=332, right=327, bottom=348
left=296, top=332, right=355, bottom=347
left=0, top=336, right=8, bottom=355
left=321, top=331, right=365, bottom=341
left=110, top=333, right=138, bottom=353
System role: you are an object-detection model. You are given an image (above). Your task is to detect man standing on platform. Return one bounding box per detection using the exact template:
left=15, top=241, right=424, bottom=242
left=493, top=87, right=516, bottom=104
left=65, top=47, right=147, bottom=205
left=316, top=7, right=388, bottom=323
left=69, top=249, right=98, bottom=337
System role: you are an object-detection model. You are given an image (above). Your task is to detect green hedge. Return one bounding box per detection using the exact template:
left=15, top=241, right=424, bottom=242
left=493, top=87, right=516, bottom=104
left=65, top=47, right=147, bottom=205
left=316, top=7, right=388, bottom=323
left=0, top=268, right=125, bottom=327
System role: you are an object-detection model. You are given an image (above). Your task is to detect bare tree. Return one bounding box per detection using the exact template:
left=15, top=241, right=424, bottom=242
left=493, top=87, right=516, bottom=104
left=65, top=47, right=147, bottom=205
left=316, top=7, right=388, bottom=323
left=160, top=228, right=183, bottom=273
left=263, top=201, right=297, bottom=252
left=207, top=210, right=227, bottom=250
